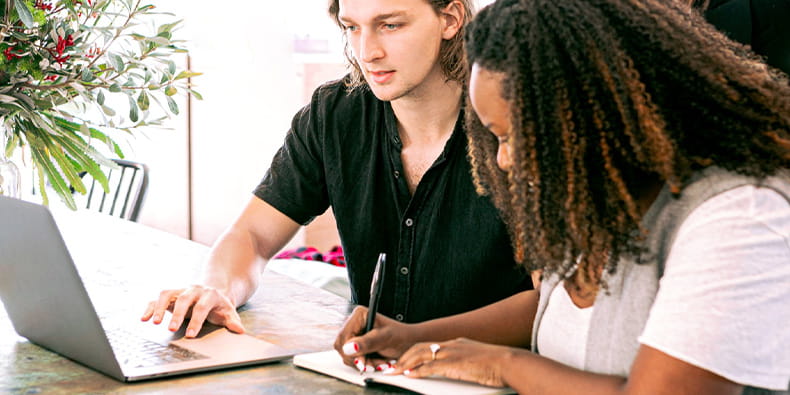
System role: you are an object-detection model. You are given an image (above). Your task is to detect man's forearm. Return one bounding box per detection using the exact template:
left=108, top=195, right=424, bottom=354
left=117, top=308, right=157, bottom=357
left=202, top=228, right=267, bottom=307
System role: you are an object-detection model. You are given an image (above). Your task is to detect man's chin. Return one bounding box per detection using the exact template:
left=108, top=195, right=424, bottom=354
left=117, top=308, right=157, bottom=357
left=368, top=85, right=405, bottom=103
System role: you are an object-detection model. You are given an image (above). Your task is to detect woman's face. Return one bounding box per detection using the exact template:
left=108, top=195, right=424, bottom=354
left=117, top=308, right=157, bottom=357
left=469, top=63, right=514, bottom=171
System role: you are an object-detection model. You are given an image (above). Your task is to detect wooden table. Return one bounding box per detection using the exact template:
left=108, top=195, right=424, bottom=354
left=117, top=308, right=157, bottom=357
left=0, top=209, right=407, bottom=394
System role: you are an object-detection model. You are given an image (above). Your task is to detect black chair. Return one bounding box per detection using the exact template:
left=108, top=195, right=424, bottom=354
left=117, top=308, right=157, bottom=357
left=82, top=159, right=149, bottom=222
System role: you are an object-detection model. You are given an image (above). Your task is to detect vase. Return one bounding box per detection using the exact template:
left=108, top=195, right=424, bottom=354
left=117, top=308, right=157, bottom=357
left=0, top=149, right=21, bottom=199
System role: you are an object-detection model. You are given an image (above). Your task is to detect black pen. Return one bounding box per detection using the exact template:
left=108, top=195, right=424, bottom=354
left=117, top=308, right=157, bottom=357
left=364, top=252, right=386, bottom=335
left=357, top=252, right=386, bottom=374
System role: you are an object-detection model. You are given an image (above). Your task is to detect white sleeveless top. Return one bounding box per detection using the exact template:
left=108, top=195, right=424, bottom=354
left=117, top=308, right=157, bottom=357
left=536, top=283, right=594, bottom=370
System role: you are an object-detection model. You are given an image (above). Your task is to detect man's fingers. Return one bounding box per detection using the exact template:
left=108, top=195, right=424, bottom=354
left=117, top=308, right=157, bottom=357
left=140, top=300, right=156, bottom=321
left=151, top=289, right=180, bottom=324
left=184, top=297, right=214, bottom=338
left=168, top=290, right=201, bottom=331
left=223, top=311, right=246, bottom=334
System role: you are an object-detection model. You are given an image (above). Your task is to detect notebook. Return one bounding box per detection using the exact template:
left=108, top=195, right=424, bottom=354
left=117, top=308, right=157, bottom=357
left=0, top=196, right=294, bottom=382
left=294, top=350, right=515, bottom=395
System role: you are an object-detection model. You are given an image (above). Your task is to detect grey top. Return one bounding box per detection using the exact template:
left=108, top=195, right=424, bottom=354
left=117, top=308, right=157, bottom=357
left=531, top=167, right=790, bottom=394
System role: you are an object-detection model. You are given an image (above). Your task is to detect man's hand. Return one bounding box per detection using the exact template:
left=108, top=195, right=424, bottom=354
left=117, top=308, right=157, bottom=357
left=141, top=285, right=245, bottom=338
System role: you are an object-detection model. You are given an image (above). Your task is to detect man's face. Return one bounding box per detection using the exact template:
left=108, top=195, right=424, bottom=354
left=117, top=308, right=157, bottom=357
left=338, top=0, right=459, bottom=102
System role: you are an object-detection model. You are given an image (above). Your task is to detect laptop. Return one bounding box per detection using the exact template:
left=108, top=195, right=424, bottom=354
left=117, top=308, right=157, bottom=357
left=0, top=196, right=294, bottom=382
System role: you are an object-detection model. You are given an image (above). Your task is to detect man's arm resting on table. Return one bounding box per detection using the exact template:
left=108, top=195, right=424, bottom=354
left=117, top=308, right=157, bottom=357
left=142, top=196, right=301, bottom=337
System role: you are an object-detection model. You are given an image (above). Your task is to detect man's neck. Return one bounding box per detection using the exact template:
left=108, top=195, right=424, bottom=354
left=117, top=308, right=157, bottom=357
left=390, top=78, right=463, bottom=146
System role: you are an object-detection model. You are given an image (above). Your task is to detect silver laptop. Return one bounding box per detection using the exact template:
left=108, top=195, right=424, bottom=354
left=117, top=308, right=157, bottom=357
left=0, top=196, right=293, bottom=382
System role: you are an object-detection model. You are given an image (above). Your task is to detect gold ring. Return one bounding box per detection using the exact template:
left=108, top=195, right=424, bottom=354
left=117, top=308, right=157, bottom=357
left=429, top=343, right=440, bottom=361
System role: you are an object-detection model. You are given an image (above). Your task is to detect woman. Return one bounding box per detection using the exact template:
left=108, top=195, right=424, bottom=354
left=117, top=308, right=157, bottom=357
left=334, top=0, right=790, bottom=393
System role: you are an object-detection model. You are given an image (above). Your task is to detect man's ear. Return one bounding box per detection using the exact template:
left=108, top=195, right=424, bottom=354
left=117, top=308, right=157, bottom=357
left=440, top=0, right=465, bottom=40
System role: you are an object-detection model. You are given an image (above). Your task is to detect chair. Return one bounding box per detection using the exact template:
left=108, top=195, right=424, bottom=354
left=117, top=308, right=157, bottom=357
left=82, top=159, right=149, bottom=222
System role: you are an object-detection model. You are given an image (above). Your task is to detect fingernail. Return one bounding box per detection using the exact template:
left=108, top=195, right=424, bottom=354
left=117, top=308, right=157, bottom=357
left=366, top=365, right=374, bottom=373
left=404, top=369, right=412, bottom=375
left=342, top=342, right=359, bottom=355
left=389, top=359, right=397, bottom=365
left=382, top=367, right=396, bottom=374
left=376, top=363, right=389, bottom=371
left=354, top=359, right=365, bottom=372
left=186, top=329, right=197, bottom=337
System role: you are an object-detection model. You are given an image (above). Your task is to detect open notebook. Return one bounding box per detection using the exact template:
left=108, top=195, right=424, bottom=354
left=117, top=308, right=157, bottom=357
left=294, top=350, right=515, bottom=395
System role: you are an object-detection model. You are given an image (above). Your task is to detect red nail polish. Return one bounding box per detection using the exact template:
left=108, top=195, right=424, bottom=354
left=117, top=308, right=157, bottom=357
left=354, top=343, right=360, bottom=352
left=354, top=358, right=359, bottom=365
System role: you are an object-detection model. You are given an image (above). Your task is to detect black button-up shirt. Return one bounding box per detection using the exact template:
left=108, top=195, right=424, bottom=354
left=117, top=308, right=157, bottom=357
left=255, top=77, right=531, bottom=323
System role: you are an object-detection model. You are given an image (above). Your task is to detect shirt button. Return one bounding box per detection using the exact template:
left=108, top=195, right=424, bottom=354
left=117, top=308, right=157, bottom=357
left=399, top=266, right=409, bottom=275
left=394, top=170, right=400, bottom=178
left=395, top=314, right=404, bottom=321
left=405, top=218, right=414, bottom=227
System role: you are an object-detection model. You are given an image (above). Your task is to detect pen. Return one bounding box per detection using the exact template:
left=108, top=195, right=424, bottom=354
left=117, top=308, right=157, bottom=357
left=364, top=252, right=386, bottom=335
left=358, top=252, right=386, bottom=374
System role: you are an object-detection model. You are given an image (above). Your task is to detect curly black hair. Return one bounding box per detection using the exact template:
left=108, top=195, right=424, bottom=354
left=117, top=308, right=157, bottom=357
left=464, top=0, right=790, bottom=278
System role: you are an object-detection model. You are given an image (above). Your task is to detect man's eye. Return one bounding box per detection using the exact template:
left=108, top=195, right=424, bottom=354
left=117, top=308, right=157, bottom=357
left=383, top=23, right=400, bottom=30
left=344, top=25, right=358, bottom=32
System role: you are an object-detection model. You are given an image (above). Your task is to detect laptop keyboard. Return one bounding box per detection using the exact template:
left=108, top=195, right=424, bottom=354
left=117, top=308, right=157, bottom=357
left=107, top=329, right=208, bottom=368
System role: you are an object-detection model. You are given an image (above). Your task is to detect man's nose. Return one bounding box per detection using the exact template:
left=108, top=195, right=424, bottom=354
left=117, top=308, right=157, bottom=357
left=358, top=30, right=384, bottom=63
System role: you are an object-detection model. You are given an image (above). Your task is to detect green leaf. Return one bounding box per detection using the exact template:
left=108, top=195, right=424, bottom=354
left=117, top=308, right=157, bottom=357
left=81, top=68, right=96, bottom=82
left=47, top=141, right=87, bottom=195
left=128, top=96, right=139, bottom=122
left=166, top=96, right=179, bottom=115
left=189, top=89, right=203, bottom=100
left=164, top=86, right=177, bottom=96
left=13, top=0, right=36, bottom=28
left=28, top=137, right=77, bottom=210
left=49, top=133, right=110, bottom=194
left=157, top=20, right=182, bottom=34
left=109, top=83, right=121, bottom=93
left=101, top=105, right=116, bottom=116
left=35, top=167, right=50, bottom=207
left=175, top=71, right=202, bottom=80
left=97, top=90, right=105, bottom=106
left=51, top=116, right=122, bottom=164
left=110, top=54, right=124, bottom=72
left=167, top=60, right=176, bottom=75
left=136, top=91, right=150, bottom=111
left=148, top=36, right=170, bottom=46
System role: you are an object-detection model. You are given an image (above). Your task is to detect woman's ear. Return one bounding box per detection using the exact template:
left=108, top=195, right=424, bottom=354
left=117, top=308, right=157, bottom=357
left=440, top=0, right=465, bottom=40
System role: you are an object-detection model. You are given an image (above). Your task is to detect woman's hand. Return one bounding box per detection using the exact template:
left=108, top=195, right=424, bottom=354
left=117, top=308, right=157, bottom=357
left=393, top=338, right=513, bottom=388
left=333, top=306, right=418, bottom=372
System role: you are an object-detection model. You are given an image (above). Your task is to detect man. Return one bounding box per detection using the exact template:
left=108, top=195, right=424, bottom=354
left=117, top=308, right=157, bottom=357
left=142, top=0, right=532, bottom=338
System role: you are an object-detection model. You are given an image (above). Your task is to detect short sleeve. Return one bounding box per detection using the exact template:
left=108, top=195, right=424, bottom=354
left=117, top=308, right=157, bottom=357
left=638, top=185, right=790, bottom=390
left=253, top=91, right=330, bottom=225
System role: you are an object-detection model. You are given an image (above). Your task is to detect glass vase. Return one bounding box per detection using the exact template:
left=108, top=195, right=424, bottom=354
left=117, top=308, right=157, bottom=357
left=0, top=149, right=21, bottom=199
